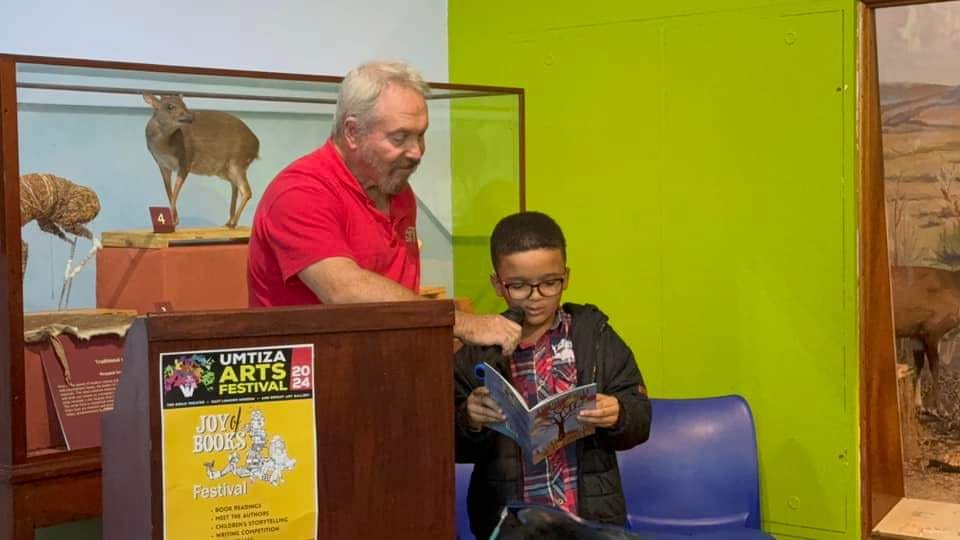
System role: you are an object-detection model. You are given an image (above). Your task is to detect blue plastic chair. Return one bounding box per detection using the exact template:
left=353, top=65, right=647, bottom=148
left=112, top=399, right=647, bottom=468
left=618, top=395, right=771, bottom=538
left=456, top=463, right=475, bottom=539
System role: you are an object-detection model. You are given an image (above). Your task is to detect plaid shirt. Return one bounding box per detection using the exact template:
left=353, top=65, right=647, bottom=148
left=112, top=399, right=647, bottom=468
left=509, top=310, right=579, bottom=514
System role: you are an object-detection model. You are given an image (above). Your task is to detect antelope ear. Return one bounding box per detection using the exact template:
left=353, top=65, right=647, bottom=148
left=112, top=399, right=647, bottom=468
left=143, top=93, right=160, bottom=109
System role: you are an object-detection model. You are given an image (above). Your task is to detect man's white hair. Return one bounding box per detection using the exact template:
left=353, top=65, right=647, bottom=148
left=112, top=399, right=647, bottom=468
left=332, top=60, right=431, bottom=137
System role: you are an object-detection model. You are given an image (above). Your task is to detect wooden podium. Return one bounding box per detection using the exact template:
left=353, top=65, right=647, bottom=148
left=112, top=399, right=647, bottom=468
left=102, top=300, right=455, bottom=540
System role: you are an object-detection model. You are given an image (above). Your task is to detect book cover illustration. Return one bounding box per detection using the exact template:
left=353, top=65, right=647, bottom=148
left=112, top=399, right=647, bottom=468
left=481, top=362, right=597, bottom=464
left=159, top=344, right=317, bottom=540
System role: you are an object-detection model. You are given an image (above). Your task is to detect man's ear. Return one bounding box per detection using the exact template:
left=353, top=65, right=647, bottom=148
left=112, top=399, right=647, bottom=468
left=563, top=267, right=571, bottom=291
left=342, top=117, right=362, bottom=150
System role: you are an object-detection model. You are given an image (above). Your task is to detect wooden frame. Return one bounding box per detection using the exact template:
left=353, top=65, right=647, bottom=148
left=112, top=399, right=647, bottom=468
left=858, top=0, right=953, bottom=537
left=0, top=54, right=525, bottom=539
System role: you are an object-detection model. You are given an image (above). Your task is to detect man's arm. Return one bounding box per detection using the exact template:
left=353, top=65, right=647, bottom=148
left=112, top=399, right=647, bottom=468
left=299, top=257, right=521, bottom=354
left=299, top=256, right=420, bottom=304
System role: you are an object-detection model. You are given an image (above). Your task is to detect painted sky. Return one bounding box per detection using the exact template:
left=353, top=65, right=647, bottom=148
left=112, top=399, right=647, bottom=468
left=877, top=1, right=960, bottom=85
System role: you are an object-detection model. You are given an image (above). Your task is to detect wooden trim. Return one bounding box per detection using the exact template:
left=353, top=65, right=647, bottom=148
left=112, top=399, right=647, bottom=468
left=100, top=227, right=250, bottom=249
left=144, top=300, right=455, bottom=342
left=17, top=82, right=509, bottom=105
left=0, top=56, right=25, bottom=468
left=0, top=63, right=5, bottom=249
left=18, top=82, right=339, bottom=104
left=858, top=1, right=912, bottom=535
left=428, top=82, right=523, bottom=94
left=860, top=6, right=878, bottom=534
left=1, top=54, right=345, bottom=84
left=0, top=56, right=10, bottom=470
left=427, top=91, right=519, bottom=100
left=10, top=472, right=102, bottom=538
left=861, top=0, right=952, bottom=6
left=0, top=450, right=99, bottom=484
left=518, top=91, right=527, bottom=211
left=0, top=54, right=523, bottom=95
left=149, top=339, right=162, bottom=540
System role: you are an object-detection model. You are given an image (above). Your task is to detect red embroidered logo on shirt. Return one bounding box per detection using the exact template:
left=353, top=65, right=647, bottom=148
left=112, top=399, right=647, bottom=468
left=405, top=227, right=417, bottom=244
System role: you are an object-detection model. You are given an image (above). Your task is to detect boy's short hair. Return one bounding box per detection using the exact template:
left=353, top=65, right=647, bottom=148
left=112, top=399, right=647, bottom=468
left=490, top=211, right=567, bottom=268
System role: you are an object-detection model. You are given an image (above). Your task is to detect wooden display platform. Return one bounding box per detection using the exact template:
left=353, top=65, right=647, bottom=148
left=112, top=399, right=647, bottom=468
left=874, top=498, right=960, bottom=540
left=96, top=242, right=248, bottom=314
left=100, top=227, right=250, bottom=249
left=420, top=285, right=447, bottom=298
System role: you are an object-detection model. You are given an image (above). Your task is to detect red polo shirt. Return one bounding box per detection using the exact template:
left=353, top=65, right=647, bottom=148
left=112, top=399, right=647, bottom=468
left=247, top=139, right=420, bottom=307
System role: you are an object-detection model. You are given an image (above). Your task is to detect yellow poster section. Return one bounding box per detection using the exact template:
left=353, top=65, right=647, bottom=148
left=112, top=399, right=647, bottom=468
left=162, top=398, right=316, bottom=540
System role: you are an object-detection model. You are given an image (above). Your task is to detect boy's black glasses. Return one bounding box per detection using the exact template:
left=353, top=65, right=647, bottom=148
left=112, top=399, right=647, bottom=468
left=496, top=275, right=567, bottom=300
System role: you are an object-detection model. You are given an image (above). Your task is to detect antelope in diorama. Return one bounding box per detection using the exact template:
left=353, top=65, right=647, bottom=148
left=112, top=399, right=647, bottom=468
left=143, top=93, right=259, bottom=229
left=891, top=265, right=960, bottom=415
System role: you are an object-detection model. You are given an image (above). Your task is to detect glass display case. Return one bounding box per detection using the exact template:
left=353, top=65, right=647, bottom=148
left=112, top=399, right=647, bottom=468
left=0, top=54, right=523, bottom=535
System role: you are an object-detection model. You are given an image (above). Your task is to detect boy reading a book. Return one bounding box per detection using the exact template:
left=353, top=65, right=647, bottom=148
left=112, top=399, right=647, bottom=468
left=454, top=211, right=652, bottom=538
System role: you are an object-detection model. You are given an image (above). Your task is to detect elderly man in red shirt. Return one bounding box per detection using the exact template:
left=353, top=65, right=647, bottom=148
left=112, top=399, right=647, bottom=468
left=247, top=60, right=521, bottom=354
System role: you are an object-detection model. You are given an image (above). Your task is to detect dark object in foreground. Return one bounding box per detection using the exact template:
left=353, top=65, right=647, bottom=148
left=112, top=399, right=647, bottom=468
left=490, top=504, right=644, bottom=540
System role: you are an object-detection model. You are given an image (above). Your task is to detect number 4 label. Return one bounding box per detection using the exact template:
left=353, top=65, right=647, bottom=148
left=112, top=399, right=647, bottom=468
left=149, top=207, right=175, bottom=233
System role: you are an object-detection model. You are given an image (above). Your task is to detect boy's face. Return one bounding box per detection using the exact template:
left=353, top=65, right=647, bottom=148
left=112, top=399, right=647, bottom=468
left=492, top=248, right=569, bottom=327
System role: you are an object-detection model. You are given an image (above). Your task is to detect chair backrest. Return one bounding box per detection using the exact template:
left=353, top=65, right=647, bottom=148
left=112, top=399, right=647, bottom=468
left=455, top=463, right=475, bottom=540
left=618, top=395, right=762, bottom=534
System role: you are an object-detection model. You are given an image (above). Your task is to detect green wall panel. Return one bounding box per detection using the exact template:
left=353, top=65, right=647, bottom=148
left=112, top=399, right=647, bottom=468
left=450, top=1, right=859, bottom=538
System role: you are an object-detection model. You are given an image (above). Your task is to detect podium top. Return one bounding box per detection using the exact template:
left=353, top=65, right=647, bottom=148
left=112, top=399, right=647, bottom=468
left=142, top=300, right=455, bottom=342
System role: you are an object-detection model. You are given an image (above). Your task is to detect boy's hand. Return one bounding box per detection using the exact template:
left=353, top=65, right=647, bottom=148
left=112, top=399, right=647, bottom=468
left=454, top=312, right=522, bottom=355
left=466, top=387, right=506, bottom=431
left=578, top=394, right=620, bottom=428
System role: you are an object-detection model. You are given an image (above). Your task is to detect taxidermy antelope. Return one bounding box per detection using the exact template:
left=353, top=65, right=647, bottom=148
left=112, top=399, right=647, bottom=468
left=143, top=93, right=259, bottom=228
left=892, top=265, right=960, bottom=414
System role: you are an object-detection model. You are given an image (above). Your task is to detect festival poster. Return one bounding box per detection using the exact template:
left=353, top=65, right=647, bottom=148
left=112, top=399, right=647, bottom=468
left=159, top=344, right=317, bottom=540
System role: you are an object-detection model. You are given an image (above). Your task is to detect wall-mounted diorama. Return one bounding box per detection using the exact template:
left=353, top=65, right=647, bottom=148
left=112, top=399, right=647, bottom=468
left=878, top=0, right=960, bottom=504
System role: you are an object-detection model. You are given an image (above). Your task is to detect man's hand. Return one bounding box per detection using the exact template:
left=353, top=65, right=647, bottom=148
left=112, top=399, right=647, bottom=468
left=466, top=387, right=506, bottom=431
left=300, top=258, right=523, bottom=353
left=578, top=394, right=620, bottom=429
left=454, top=312, right=522, bottom=355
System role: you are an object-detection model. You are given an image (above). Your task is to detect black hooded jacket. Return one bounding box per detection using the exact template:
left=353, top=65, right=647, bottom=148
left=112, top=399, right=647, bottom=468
left=454, top=303, right=652, bottom=539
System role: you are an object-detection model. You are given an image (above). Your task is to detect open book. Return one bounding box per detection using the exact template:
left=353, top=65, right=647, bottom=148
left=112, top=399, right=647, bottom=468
left=480, top=362, right=597, bottom=464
